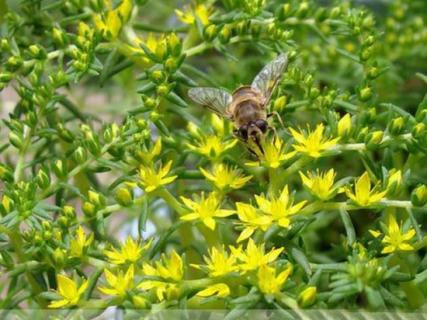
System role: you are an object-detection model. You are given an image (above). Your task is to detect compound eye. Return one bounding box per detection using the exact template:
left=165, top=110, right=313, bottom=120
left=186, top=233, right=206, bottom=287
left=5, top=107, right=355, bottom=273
left=255, top=119, right=268, bottom=133
left=239, top=125, right=248, bottom=140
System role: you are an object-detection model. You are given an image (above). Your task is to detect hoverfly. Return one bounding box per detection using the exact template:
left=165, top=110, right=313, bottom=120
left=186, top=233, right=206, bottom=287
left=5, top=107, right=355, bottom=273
left=188, top=54, right=288, bottom=152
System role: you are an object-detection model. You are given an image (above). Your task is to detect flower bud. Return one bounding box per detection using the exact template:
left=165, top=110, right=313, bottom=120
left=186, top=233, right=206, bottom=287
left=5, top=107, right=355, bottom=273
left=412, top=185, right=427, bottom=207
left=203, top=24, right=218, bottom=42
left=365, top=130, right=383, bottom=149
left=9, top=131, right=23, bottom=149
left=386, top=169, right=402, bottom=195
left=0, top=164, right=13, bottom=182
left=36, top=167, right=51, bottom=189
left=28, top=44, right=47, bottom=60
left=88, top=190, right=105, bottom=207
left=167, top=33, right=182, bottom=56
left=412, top=123, right=426, bottom=139
left=164, top=57, right=179, bottom=73
left=63, top=205, right=76, bottom=219
left=56, top=124, right=74, bottom=142
left=389, top=117, right=404, bottom=135
left=0, top=38, right=10, bottom=52
left=115, top=187, right=134, bottom=207
left=132, top=295, right=148, bottom=308
left=366, top=66, right=380, bottom=80
left=52, top=159, right=67, bottom=179
left=337, top=113, right=352, bottom=138
left=53, top=248, right=66, bottom=267
left=82, top=201, right=97, bottom=216
left=296, top=2, right=309, bottom=18
left=309, top=87, right=320, bottom=100
left=298, top=286, right=317, bottom=307
left=73, top=146, right=87, bottom=164
left=52, top=27, right=67, bottom=47
left=156, top=83, right=171, bottom=96
left=6, top=56, right=23, bottom=72
left=273, top=96, right=287, bottom=112
left=358, top=86, right=373, bottom=101
left=219, top=24, right=232, bottom=44
left=154, top=41, right=168, bottom=61
left=150, top=70, right=166, bottom=84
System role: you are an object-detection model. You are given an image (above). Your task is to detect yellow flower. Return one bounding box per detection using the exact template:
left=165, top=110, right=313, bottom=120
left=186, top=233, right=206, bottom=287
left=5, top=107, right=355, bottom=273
left=138, top=160, right=177, bottom=193
left=175, top=4, right=211, bottom=25
left=255, top=186, right=307, bottom=228
left=257, top=264, right=292, bottom=295
left=246, top=137, right=296, bottom=168
left=345, top=172, right=387, bottom=206
left=93, top=0, right=133, bottom=40
left=136, top=138, right=162, bottom=165
left=70, top=226, right=93, bottom=258
left=180, top=192, right=235, bottom=230
left=191, top=246, right=238, bottom=277
left=138, top=250, right=183, bottom=301
left=337, top=113, right=352, bottom=137
left=48, top=274, right=88, bottom=308
left=196, top=283, right=230, bottom=298
left=298, top=286, right=317, bottom=307
left=200, top=163, right=252, bottom=191
left=290, top=123, right=340, bottom=158
left=370, top=214, right=415, bottom=254
left=235, top=202, right=272, bottom=242
left=187, top=135, right=237, bottom=160
left=104, top=236, right=150, bottom=265
left=230, top=239, right=283, bottom=272
left=299, top=169, right=337, bottom=201
left=99, top=265, right=135, bottom=297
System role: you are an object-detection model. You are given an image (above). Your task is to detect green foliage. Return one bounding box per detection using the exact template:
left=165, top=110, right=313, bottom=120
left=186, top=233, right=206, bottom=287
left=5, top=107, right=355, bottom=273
left=0, top=0, right=427, bottom=317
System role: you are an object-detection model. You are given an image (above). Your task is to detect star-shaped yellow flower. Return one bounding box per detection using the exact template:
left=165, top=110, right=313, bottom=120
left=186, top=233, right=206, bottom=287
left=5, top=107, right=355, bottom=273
left=99, top=265, right=135, bottom=297
left=191, top=246, right=238, bottom=277
left=200, top=163, right=252, bottom=191
left=175, top=4, right=211, bottom=25
left=290, top=123, right=340, bottom=158
left=104, top=236, right=151, bottom=265
left=257, top=264, right=292, bottom=295
left=235, top=202, right=272, bottom=242
left=299, top=169, right=338, bottom=201
left=370, top=214, right=416, bottom=254
left=230, top=239, right=283, bottom=272
left=180, top=192, right=235, bottom=230
left=48, top=274, right=88, bottom=308
left=70, top=225, right=93, bottom=258
left=255, top=186, right=307, bottom=228
left=345, top=172, right=387, bottom=206
left=138, top=160, right=177, bottom=193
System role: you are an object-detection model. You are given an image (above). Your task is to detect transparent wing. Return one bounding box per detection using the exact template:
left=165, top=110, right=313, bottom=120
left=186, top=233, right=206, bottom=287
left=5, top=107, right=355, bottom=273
left=188, top=87, right=232, bottom=117
left=251, top=54, right=288, bottom=104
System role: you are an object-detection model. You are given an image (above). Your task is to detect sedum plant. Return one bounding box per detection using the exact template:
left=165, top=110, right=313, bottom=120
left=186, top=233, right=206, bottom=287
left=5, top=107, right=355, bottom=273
left=0, top=0, right=427, bottom=317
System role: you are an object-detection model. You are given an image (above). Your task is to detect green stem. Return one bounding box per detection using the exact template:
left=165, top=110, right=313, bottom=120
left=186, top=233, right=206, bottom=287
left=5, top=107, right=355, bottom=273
left=154, top=187, right=186, bottom=215
left=13, top=127, right=34, bottom=182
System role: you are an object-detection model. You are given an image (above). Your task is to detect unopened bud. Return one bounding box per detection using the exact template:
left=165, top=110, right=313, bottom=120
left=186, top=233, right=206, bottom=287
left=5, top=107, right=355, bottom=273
left=298, top=286, right=317, bottom=307
left=82, top=201, right=97, bottom=216
left=203, top=24, right=218, bottom=42
left=358, top=86, right=373, bottom=101
left=115, top=187, right=134, bottom=207
left=74, top=146, right=87, bottom=163
left=219, top=25, right=232, bottom=44
left=411, top=185, right=427, bottom=207
left=273, top=96, right=287, bottom=112
left=365, top=130, right=384, bottom=149
left=52, top=159, right=67, bottom=178
left=36, top=167, right=51, bottom=189
left=337, top=113, right=352, bottom=137
left=389, top=117, right=404, bottom=135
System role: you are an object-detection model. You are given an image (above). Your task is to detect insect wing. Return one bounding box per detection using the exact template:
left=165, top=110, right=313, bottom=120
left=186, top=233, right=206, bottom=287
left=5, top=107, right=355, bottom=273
left=251, top=54, right=288, bottom=104
left=188, top=87, right=232, bottom=117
